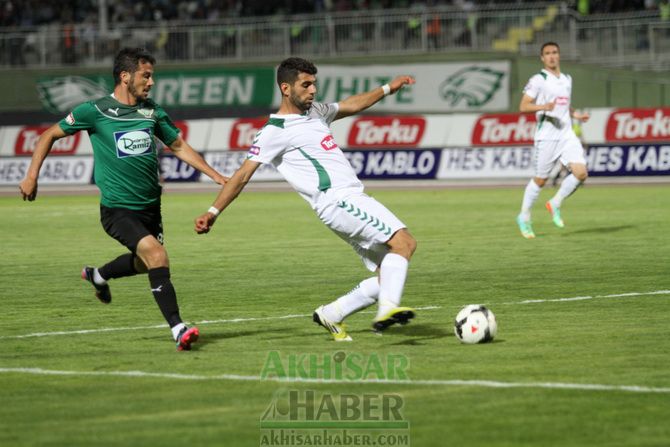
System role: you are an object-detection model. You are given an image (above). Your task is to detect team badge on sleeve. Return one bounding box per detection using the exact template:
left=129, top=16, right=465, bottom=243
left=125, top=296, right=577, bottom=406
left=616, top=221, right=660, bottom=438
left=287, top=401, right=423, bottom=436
left=248, top=145, right=261, bottom=156
left=65, top=113, right=75, bottom=125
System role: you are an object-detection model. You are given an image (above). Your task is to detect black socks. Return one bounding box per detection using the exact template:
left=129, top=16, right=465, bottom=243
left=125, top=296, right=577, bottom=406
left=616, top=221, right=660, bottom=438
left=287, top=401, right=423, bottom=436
left=148, top=267, right=182, bottom=328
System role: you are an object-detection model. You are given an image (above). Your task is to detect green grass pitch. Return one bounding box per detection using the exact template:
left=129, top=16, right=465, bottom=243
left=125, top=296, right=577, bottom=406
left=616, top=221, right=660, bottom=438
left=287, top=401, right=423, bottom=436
left=1, top=183, right=669, bottom=446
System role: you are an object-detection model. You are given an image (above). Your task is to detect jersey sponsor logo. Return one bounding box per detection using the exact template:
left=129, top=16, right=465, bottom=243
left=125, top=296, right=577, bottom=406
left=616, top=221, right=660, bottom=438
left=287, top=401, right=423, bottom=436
left=439, top=66, right=505, bottom=107
left=606, top=108, right=670, bottom=142
left=15, top=126, right=80, bottom=155
left=321, top=135, right=338, bottom=151
left=114, top=128, right=153, bottom=158
left=65, top=113, right=75, bottom=125
left=555, top=96, right=569, bottom=106
left=347, top=117, right=425, bottom=148
left=472, top=113, right=536, bottom=146
left=37, top=76, right=109, bottom=114
left=229, top=118, right=266, bottom=150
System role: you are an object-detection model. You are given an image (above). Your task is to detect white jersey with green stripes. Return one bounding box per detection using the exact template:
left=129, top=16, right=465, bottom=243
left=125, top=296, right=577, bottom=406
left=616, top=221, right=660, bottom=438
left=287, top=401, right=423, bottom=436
left=246, top=102, right=363, bottom=209
left=522, top=69, right=576, bottom=141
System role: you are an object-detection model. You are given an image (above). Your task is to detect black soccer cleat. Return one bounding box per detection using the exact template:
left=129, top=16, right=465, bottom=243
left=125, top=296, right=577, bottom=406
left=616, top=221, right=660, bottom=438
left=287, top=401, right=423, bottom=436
left=81, top=266, right=112, bottom=304
left=372, top=307, right=415, bottom=333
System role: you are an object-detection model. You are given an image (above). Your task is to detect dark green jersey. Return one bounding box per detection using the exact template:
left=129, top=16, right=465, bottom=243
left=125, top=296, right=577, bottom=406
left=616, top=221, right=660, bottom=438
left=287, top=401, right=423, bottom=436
left=59, top=95, right=180, bottom=209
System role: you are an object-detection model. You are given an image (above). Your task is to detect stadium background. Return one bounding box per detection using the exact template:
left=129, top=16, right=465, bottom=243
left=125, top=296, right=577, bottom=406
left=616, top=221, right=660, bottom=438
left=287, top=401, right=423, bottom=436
left=1, top=1, right=669, bottom=186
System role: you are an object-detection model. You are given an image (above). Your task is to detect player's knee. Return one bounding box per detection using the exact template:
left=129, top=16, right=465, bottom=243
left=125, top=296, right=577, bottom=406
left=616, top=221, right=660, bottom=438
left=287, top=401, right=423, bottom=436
left=575, top=170, right=588, bottom=182
left=139, top=246, right=169, bottom=269
left=389, top=230, right=417, bottom=260
left=534, top=177, right=547, bottom=187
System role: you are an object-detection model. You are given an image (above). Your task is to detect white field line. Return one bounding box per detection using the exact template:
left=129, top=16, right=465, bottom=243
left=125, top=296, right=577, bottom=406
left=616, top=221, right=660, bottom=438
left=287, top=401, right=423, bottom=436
left=1, top=291, right=669, bottom=341
left=0, top=367, right=669, bottom=394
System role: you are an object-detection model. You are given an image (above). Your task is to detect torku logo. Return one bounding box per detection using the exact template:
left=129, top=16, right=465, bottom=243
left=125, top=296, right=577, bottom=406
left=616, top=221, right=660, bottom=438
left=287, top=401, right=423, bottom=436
left=439, top=66, right=504, bottom=108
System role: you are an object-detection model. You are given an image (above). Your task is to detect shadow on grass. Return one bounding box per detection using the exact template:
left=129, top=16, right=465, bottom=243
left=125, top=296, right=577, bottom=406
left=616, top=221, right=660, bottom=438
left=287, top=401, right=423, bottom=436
left=561, top=225, right=635, bottom=236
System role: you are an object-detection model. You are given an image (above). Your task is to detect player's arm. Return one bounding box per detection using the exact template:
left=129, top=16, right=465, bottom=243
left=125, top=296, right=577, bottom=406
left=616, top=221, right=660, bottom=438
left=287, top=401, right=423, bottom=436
left=519, top=94, right=555, bottom=113
left=570, top=108, right=590, bottom=122
left=334, top=75, right=415, bottom=120
left=194, top=159, right=261, bottom=234
left=19, top=123, right=68, bottom=201
left=169, top=135, right=229, bottom=185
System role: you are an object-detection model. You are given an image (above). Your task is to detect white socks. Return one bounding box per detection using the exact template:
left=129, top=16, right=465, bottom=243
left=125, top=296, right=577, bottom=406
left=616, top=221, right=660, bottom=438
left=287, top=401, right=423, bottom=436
left=551, top=174, right=581, bottom=208
left=321, top=277, right=379, bottom=323
left=376, top=253, right=409, bottom=319
left=520, top=179, right=541, bottom=221
left=171, top=323, right=186, bottom=341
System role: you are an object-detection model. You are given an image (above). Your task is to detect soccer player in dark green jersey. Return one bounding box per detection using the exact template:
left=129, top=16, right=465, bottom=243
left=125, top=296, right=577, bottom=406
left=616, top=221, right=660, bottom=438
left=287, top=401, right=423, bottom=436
left=19, top=48, right=227, bottom=351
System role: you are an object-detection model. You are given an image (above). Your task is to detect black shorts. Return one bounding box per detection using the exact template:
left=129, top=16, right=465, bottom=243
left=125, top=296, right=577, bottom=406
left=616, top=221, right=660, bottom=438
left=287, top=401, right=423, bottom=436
left=100, top=205, right=164, bottom=253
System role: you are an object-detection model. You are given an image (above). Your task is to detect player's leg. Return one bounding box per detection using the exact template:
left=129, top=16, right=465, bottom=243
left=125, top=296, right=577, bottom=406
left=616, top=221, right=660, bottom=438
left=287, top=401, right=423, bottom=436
left=517, top=141, right=556, bottom=238
left=546, top=136, right=588, bottom=227
left=372, top=228, right=417, bottom=332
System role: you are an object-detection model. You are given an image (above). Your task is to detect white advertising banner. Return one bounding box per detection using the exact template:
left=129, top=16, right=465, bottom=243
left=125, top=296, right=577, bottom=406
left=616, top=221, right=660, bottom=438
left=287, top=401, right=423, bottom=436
left=437, top=147, right=534, bottom=179
left=272, top=62, right=511, bottom=113
left=202, top=152, right=282, bottom=181
left=0, top=156, right=94, bottom=185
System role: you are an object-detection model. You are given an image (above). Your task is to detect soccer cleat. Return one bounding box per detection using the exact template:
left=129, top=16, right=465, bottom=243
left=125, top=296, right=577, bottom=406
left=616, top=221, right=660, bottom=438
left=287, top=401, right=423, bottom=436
left=81, top=266, right=112, bottom=304
left=516, top=216, right=536, bottom=239
left=176, top=326, right=199, bottom=351
left=545, top=201, right=565, bottom=228
left=372, top=307, right=415, bottom=333
left=313, top=306, right=352, bottom=342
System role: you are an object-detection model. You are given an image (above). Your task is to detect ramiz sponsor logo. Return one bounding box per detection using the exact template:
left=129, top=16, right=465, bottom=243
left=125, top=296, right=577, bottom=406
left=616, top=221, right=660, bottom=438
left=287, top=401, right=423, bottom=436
left=606, top=108, right=670, bottom=142
left=229, top=117, right=267, bottom=151
left=472, top=113, right=536, bottom=146
left=15, top=126, right=81, bottom=155
left=347, top=117, right=425, bottom=148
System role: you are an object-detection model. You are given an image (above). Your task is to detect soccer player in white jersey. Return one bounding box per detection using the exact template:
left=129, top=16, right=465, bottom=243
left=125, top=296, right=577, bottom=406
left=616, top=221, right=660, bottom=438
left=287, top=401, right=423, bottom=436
left=516, top=42, right=591, bottom=239
left=194, top=57, right=417, bottom=341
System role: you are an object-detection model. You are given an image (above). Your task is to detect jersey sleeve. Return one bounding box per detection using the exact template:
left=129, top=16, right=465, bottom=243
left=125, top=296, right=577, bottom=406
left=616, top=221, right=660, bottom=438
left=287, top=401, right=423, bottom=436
left=308, top=102, right=339, bottom=125
left=522, top=75, right=543, bottom=100
left=58, top=102, right=96, bottom=134
left=153, top=106, right=180, bottom=146
left=246, top=124, right=285, bottom=164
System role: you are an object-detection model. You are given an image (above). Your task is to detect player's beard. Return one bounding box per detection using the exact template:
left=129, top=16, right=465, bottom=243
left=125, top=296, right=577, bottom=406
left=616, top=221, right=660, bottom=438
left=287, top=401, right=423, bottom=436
left=290, top=92, right=312, bottom=113
left=128, top=78, right=148, bottom=102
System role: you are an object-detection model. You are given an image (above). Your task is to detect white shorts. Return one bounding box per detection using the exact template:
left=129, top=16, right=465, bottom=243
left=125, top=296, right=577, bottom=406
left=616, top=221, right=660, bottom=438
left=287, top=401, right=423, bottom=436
left=315, top=190, right=406, bottom=272
left=534, top=134, right=586, bottom=178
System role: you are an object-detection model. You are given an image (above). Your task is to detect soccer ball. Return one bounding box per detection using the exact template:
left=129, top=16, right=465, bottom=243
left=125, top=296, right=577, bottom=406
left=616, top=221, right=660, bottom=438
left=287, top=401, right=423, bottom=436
left=454, top=305, right=497, bottom=344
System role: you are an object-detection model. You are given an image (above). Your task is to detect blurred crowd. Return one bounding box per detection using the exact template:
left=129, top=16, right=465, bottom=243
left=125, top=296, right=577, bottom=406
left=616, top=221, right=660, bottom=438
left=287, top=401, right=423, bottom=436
left=1, top=0, right=667, bottom=27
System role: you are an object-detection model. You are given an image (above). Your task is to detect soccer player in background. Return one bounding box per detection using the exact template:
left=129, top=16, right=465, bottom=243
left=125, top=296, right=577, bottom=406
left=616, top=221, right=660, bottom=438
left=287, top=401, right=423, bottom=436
left=516, top=42, right=590, bottom=239
left=19, top=48, right=228, bottom=350
left=194, top=57, right=417, bottom=341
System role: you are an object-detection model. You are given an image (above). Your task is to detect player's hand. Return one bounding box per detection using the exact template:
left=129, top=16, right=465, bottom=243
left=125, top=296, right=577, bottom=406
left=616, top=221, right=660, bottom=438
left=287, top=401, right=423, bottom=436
left=388, top=76, right=416, bottom=94
left=19, top=177, right=38, bottom=201
left=194, top=212, right=217, bottom=234
left=573, top=111, right=590, bottom=122
left=213, top=174, right=229, bottom=185
left=544, top=102, right=556, bottom=112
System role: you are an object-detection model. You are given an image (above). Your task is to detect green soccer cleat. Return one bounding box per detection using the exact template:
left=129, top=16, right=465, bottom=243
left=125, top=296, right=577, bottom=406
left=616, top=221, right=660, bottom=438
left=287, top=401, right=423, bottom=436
left=545, top=201, right=565, bottom=228
left=372, top=307, right=415, bottom=333
left=516, top=215, right=536, bottom=239
left=313, top=306, right=352, bottom=342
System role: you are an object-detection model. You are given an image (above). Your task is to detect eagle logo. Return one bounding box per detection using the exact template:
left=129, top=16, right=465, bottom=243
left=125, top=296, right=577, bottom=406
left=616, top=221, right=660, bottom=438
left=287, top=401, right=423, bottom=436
left=37, top=76, right=108, bottom=114
left=439, top=67, right=504, bottom=108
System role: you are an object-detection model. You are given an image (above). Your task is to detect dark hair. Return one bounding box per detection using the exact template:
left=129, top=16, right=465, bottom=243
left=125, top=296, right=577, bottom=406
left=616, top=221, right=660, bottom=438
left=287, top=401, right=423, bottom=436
left=113, top=48, right=156, bottom=85
left=540, top=42, right=560, bottom=54
left=277, top=57, right=317, bottom=88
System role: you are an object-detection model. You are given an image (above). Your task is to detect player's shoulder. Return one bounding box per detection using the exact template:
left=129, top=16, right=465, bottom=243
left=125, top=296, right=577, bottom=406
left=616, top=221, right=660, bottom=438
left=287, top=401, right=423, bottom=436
left=529, top=71, right=548, bottom=83
left=255, top=116, right=288, bottom=140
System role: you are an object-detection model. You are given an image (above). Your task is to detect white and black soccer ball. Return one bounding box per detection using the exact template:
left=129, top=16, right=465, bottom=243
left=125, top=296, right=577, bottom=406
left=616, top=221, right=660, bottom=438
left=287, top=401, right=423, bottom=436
left=454, top=305, right=497, bottom=344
